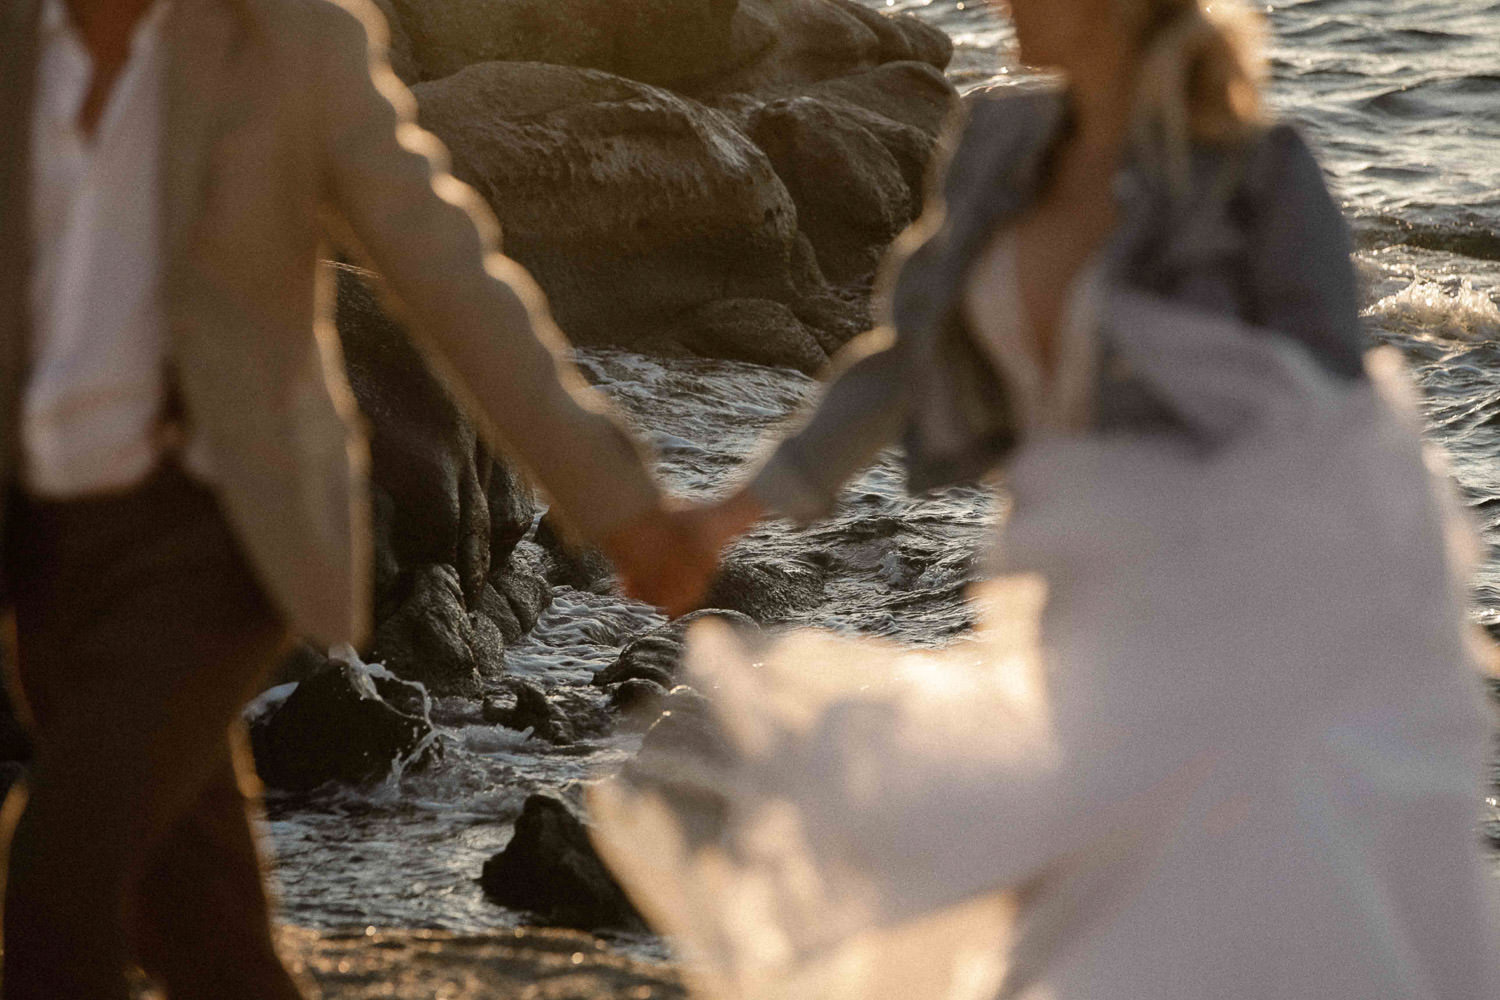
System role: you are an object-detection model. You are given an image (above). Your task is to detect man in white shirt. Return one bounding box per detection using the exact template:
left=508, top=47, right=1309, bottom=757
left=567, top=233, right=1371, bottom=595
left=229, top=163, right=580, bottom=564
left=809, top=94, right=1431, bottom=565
left=0, top=0, right=715, bottom=996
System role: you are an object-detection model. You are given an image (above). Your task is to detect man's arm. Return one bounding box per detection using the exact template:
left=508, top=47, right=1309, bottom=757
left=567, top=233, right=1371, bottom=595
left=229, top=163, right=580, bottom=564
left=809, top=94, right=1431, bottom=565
left=313, top=0, right=661, bottom=546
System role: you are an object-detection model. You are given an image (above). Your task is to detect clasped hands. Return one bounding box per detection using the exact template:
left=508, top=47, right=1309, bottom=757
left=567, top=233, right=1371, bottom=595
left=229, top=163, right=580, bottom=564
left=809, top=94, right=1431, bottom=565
left=600, top=489, right=766, bottom=618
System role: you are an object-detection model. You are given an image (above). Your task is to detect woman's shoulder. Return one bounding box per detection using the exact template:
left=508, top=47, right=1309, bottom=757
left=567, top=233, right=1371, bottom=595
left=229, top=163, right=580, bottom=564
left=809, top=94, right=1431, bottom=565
left=937, top=84, right=1066, bottom=197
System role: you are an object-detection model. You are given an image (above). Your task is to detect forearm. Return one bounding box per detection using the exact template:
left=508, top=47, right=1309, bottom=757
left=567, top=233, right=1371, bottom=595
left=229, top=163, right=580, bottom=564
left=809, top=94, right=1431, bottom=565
left=748, top=329, right=909, bottom=525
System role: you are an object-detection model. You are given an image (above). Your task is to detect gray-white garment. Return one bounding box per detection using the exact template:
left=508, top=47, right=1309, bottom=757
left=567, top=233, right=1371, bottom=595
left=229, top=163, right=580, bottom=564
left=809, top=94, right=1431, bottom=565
left=25, top=0, right=213, bottom=494
left=593, top=301, right=1500, bottom=1000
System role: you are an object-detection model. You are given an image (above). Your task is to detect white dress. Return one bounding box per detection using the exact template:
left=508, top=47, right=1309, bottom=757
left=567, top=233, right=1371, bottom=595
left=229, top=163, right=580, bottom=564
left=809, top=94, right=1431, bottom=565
left=590, top=239, right=1500, bottom=1000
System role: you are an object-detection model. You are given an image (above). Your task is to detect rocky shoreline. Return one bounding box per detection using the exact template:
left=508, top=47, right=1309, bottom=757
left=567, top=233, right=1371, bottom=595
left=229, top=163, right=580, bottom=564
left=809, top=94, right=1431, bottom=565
left=238, top=0, right=964, bottom=799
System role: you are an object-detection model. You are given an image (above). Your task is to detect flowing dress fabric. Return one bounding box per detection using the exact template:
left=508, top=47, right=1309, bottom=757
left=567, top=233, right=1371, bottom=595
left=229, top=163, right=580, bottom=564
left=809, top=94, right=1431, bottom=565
left=590, top=294, right=1500, bottom=1000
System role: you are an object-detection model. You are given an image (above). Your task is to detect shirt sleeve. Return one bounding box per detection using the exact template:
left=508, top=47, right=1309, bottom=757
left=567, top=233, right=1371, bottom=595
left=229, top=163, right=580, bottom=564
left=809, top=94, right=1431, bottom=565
left=1241, top=123, right=1366, bottom=379
left=748, top=326, right=911, bottom=525
left=313, top=0, right=661, bottom=544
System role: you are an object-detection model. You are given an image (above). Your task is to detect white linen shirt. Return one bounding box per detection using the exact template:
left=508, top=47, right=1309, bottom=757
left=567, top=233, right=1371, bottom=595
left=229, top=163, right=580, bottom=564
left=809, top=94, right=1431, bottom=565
left=26, top=0, right=207, bottom=497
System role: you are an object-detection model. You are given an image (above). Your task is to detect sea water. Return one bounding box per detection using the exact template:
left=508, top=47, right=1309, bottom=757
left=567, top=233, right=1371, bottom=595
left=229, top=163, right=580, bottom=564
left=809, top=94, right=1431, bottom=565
left=268, top=0, right=1500, bottom=934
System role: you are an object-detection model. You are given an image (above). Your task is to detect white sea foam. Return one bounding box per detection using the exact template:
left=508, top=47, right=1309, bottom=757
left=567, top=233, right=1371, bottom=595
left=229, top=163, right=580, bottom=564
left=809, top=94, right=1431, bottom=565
left=1366, top=279, right=1500, bottom=341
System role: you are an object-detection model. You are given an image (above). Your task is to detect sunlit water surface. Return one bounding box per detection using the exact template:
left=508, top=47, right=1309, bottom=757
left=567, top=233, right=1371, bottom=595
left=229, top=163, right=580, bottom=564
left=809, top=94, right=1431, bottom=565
left=269, top=0, right=1500, bottom=938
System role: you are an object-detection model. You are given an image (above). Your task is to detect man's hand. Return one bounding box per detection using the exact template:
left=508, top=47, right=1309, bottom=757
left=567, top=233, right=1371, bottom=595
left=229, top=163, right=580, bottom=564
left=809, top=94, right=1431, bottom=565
left=600, top=503, right=722, bottom=618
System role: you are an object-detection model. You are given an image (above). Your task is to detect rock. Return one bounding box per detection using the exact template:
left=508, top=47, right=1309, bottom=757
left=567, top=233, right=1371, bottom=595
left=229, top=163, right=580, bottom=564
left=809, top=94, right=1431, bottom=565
left=606, top=678, right=670, bottom=728
left=748, top=97, right=916, bottom=283
left=705, top=554, right=826, bottom=623
left=595, top=609, right=761, bottom=688
left=482, top=680, right=576, bottom=745
left=671, top=298, right=829, bottom=372
left=826, top=0, right=952, bottom=70
left=370, top=563, right=496, bottom=697
left=535, top=516, right=615, bottom=594
left=480, top=793, right=645, bottom=932
left=335, top=264, right=538, bottom=613
left=695, top=0, right=883, bottom=96
left=249, top=660, right=436, bottom=793
left=593, top=633, right=682, bottom=689
left=798, top=60, right=959, bottom=141
left=494, top=543, right=553, bottom=635
left=412, top=63, right=804, bottom=351
left=388, top=0, right=740, bottom=87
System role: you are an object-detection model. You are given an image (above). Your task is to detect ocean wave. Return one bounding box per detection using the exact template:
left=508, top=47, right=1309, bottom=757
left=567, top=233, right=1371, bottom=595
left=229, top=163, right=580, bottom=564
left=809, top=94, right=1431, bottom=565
left=1357, top=218, right=1500, bottom=262
left=1366, top=279, right=1500, bottom=341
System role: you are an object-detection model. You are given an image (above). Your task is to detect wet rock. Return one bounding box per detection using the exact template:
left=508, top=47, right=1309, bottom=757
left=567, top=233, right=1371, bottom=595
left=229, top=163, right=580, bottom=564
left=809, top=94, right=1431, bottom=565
left=595, top=609, right=761, bottom=688
left=249, top=661, right=436, bottom=793
left=482, top=680, right=576, bottom=745
left=797, top=60, right=959, bottom=141
left=480, top=793, right=646, bottom=932
left=695, top=0, right=884, bottom=96
left=593, top=634, right=681, bottom=689
left=748, top=96, right=916, bottom=283
left=335, top=264, right=539, bottom=616
left=535, top=516, right=615, bottom=594
left=705, top=554, right=826, bottom=623
left=671, top=298, right=829, bottom=373
left=607, top=678, right=670, bottom=728
left=370, top=563, right=497, bottom=697
left=388, top=0, right=740, bottom=86
left=494, top=543, right=553, bottom=635
left=412, top=63, right=804, bottom=352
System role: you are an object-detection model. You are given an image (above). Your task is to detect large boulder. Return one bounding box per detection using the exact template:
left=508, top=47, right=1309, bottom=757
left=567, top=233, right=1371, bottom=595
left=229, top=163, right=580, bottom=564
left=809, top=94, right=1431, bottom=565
left=748, top=96, right=916, bottom=283
left=334, top=264, right=551, bottom=679
left=248, top=656, right=437, bottom=793
left=481, top=793, right=646, bottom=932
left=335, top=264, right=539, bottom=608
left=388, top=0, right=740, bottom=86
left=687, top=0, right=953, bottom=98
left=411, top=63, right=807, bottom=350
left=370, top=563, right=504, bottom=697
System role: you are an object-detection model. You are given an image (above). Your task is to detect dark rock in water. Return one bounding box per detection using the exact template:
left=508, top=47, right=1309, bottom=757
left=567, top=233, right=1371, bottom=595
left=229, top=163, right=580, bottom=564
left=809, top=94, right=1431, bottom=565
left=389, top=0, right=740, bottom=87
left=607, top=678, right=670, bottom=728
left=412, top=62, right=805, bottom=353
left=594, top=634, right=683, bottom=689
left=671, top=298, right=829, bottom=373
left=749, top=96, right=916, bottom=284
left=334, top=263, right=539, bottom=619
left=371, top=563, right=499, bottom=697
left=705, top=554, right=826, bottom=623
left=494, top=543, right=554, bottom=634
left=483, top=680, right=576, bottom=745
left=595, top=609, right=762, bottom=688
left=534, top=516, right=615, bottom=594
left=480, top=793, right=645, bottom=933
left=250, top=661, right=436, bottom=793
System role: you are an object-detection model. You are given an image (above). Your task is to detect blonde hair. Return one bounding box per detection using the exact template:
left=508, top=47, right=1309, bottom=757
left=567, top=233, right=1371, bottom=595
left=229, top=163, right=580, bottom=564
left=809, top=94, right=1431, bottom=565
left=1124, top=0, right=1267, bottom=184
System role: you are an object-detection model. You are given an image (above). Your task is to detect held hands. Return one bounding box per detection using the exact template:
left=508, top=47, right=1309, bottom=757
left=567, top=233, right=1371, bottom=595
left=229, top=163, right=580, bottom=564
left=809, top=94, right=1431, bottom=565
left=600, top=489, right=767, bottom=618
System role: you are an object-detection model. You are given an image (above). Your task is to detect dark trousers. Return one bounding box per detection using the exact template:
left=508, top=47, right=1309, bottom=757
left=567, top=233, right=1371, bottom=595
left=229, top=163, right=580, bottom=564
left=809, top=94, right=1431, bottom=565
left=0, top=463, right=306, bottom=1000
